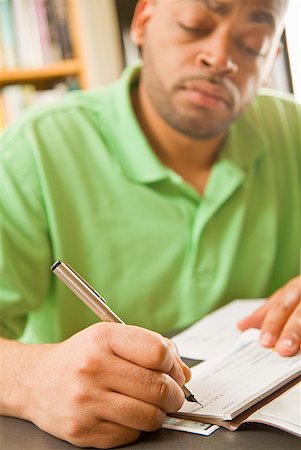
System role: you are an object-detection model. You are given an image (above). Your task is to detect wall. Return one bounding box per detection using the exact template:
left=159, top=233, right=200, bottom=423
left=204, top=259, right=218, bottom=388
left=75, top=0, right=124, bottom=87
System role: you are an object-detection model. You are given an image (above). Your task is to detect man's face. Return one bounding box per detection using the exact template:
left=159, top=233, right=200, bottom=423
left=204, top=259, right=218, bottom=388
left=132, top=0, right=286, bottom=139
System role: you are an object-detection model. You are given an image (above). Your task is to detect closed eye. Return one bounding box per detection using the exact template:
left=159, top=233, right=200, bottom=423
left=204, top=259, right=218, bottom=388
left=237, top=40, right=267, bottom=58
left=177, top=22, right=211, bottom=37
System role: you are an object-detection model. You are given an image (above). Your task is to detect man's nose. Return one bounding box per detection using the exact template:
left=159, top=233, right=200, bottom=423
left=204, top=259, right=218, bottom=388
left=195, top=29, right=238, bottom=77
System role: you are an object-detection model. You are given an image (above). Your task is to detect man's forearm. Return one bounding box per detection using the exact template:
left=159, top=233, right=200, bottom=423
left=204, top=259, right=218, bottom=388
left=0, top=337, right=49, bottom=420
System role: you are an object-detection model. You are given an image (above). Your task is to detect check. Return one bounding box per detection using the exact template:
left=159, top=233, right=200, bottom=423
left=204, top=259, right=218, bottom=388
left=175, top=329, right=301, bottom=421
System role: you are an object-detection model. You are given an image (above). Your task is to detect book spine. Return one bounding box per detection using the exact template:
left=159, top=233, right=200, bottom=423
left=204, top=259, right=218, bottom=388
left=0, top=0, right=18, bottom=68
left=45, top=0, right=63, bottom=61
left=0, top=39, right=4, bottom=69
left=1, top=85, right=24, bottom=124
left=12, top=0, right=34, bottom=67
left=0, top=93, right=7, bottom=131
left=1, top=82, right=72, bottom=127
left=26, top=0, right=44, bottom=67
left=52, top=0, right=73, bottom=59
left=34, top=0, right=53, bottom=65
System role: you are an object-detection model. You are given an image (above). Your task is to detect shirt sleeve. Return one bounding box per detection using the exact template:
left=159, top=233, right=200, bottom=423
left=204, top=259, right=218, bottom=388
left=0, top=122, right=52, bottom=339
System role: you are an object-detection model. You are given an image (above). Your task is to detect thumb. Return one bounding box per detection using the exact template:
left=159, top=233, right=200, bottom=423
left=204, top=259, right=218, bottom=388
left=237, top=304, right=268, bottom=331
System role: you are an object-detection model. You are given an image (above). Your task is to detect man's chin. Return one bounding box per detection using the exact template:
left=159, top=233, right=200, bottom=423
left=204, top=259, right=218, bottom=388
left=166, top=117, right=232, bottom=140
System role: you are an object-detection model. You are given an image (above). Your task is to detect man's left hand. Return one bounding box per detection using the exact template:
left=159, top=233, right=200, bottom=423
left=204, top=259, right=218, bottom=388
left=238, top=276, right=301, bottom=356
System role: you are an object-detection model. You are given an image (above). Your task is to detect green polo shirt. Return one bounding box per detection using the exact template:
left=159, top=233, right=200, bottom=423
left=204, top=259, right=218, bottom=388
left=0, top=66, right=300, bottom=343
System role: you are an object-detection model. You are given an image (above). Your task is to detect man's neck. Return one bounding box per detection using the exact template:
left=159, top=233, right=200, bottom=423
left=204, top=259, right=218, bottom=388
left=131, top=84, right=226, bottom=194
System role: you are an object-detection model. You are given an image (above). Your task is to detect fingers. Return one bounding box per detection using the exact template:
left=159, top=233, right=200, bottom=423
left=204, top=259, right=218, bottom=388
left=171, top=352, right=192, bottom=383
left=66, top=419, right=141, bottom=449
left=93, top=323, right=188, bottom=385
left=259, top=278, right=300, bottom=355
left=64, top=392, right=169, bottom=449
left=99, top=355, right=184, bottom=412
left=164, top=338, right=192, bottom=383
left=67, top=390, right=167, bottom=450
left=259, top=300, right=297, bottom=350
left=237, top=303, right=268, bottom=331
left=275, top=301, right=301, bottom=356
left=237, top=277, right=301, bottom=356
left=97, top=391, right=167, bottom=432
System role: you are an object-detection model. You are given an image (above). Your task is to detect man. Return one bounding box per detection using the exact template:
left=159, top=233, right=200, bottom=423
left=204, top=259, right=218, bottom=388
left=0, top=0, right=300, bottom=448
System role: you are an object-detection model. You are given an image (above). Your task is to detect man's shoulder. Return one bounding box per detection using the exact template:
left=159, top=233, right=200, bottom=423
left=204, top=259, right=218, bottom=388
left=247, top=89, right=300, bottom=123
left=243, top=90, right=300, bottom=185
left=243, top=89, right=300, bottom=151
left=255, top=88, right=298, bottom=104
left=0, top=83, right=118, bottom=149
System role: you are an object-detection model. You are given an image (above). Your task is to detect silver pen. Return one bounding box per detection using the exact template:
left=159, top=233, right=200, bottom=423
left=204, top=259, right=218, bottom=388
left=51, top=260, right=201, bottom=405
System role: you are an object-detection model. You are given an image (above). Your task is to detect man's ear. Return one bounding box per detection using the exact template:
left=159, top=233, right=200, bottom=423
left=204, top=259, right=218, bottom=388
left=130, top=0, right=156, bottom=47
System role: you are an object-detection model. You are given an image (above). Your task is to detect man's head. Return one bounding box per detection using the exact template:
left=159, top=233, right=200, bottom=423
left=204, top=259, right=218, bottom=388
left=131, top=0, right=288, bottom=140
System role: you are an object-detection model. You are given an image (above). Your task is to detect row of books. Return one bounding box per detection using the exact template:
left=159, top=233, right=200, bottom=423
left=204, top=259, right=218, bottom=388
left=0, top=78, right=78, bottom=129
left=0, top=0, right=73, bottom=70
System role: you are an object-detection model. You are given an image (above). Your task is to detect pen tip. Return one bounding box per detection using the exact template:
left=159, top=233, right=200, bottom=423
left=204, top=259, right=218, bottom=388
left=186, top=394, right=203, bottom=407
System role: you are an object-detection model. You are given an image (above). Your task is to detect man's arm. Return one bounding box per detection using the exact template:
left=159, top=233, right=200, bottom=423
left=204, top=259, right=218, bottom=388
left=0, top=337, right=49, bottom=418
left=238, top=276, right=301, bottom=356
left=0, top=323, right=190, bottom=449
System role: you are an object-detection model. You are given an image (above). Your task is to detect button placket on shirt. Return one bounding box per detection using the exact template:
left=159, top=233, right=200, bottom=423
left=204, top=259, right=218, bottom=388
left=187, top=161, right=247, bottom=279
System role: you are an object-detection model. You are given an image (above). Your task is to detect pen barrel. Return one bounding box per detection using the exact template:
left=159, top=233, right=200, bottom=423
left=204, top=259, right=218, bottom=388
left=52, top=262, right=124, bottom=324
left=182, top=385, right=191, bottom=397
left=51, top=261, right=197, bottom=403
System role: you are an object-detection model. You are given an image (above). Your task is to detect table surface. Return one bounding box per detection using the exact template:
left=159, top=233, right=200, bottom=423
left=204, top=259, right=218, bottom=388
left=1, top=416, right=300, bottom=450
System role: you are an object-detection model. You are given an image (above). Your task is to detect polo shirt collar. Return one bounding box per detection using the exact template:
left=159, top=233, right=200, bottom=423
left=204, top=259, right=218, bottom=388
left=219, top=107, right=268, bottom=170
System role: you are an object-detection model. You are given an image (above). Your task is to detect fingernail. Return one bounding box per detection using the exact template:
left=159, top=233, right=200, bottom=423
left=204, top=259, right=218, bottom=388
left=279, top=339, right=294, bottom=350
left=261, top=332, right=273, bottom=346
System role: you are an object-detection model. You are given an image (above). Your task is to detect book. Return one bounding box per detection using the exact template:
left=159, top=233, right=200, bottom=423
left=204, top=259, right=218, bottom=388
left=45, top=0, right=72, bottom=61
left=169, top=379, right=301, bottom=437
left=0, top=82, right=71, bottom=127
left=171, top=327, right=301, bottom=436
left=12, top=0, right=33, bottom=67
left=3, top=0, right=73, bottom=69
left=172, top=298, right=265, bottom=361
left=45, top=0, right=63, bottom=61
left=224, top=380, right=301, bottom=436
left=24, top=0, right=44, bottom=67
left=0, top=0, right=18, bottom=68
left=0, top=94, right=6, bottom=131
left=34, top=0, right=53, bottom=65
left=53, top=0, right=72, bottom=59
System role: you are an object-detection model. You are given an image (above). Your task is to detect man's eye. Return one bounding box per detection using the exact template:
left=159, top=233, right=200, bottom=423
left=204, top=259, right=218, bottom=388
left=243, top=46, right=261, bottom=57
left=178, top=22, right=209, bottom=36
left=238, top=38, right=269, bottom=58
left=239, top=42, right=265, bottom=57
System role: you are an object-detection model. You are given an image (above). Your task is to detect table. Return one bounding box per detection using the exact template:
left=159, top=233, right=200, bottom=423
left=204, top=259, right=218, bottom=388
left=1, top=415, right=299, bottom=450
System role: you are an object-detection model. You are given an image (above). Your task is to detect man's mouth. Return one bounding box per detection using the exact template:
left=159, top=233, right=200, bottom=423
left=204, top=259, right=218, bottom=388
left=181, top=80, right=233, bottom=110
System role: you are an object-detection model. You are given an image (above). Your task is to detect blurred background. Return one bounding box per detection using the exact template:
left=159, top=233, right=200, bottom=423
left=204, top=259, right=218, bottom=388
left=0, top=0, right=300, bottom=129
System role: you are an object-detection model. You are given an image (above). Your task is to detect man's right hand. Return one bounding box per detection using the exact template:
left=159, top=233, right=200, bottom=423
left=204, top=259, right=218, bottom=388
left=3, top=323, right=190, bottom=449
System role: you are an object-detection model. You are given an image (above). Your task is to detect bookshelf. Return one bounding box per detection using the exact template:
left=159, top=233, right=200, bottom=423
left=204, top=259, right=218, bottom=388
left=0, top=0, right=87, bottom=88
left=0, top=0, right=126, bottom=129
left=0, top=60, right=82, bottom=87
left=0, top=0, right=89, bottom=127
